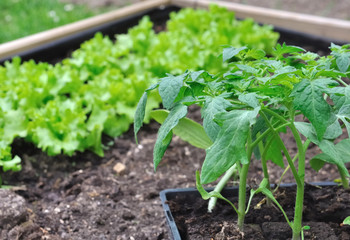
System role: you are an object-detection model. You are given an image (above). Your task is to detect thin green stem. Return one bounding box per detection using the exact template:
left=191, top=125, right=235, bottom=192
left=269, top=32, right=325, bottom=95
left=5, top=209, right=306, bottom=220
left=257, top=133, right=273, bottom=206
left=262, top=108, right=289, bottom=124
left=251, top=122, right=291, bottom=149
left=260, top=112, right=301, bottom=187
left=208, top=164, right=238, bottom=212
left=237, top=163, right=249, bottom=230
left=258, top=136, right=270, bottom=180
left=337, top=77, right=349, bottom=87
left=274, top=139, right=311, bottom=193
left=237, top=130, right=254, bottom=230
left=338, top=166, right=350, bottom=189
left=290, top=123, right=306, bottom=240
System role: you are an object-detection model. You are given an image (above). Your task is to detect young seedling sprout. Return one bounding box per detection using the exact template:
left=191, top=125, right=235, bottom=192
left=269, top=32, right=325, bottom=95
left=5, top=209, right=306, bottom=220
left=134, top=43, right=350, bottom=239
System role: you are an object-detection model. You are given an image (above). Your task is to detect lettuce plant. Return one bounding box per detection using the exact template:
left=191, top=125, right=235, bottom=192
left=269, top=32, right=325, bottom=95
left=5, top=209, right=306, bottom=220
left=135, top=43, right=350, bottom=239
left=0, top=5, right=279, bottom=182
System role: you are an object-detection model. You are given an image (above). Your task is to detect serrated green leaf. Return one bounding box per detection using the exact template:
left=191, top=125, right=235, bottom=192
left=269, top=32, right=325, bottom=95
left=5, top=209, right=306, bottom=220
left=331, top=86, right=350, bottom=110
left=295, top=120, right=342, bottom=144
left=245, top=49, right=266, bottom=59
left=153, top=104, right=188, bottom=169
left=150, top=110, right=212, bottom=149
left=158, top=74, right=187, bottom=109
left=295, top=122, right=319, bottom=144
left=222, top=46, right=247, bottom=62
left=236, top=64, right=258, bottom=74
left=314, top=139, right=350, bottom=177
left=238, top=93, right=260, bottom=108
left=190, top=70, right=206, bottom=81
left=134, top=92, right=148, bottom=143
left=201, top=108, right=259, bottom=184
left=324, top=120, right=343, bottom=140
left=335, top=53, right=350, bottom=73
left=265, top=135, right=284, bottom=168
left=337, top=104, right=350, bottom=135
left=202, top=96, right=232, bottom=141
left=291, top=78, right=335, bottom=140
left=273, top=43, right=305, bottom=58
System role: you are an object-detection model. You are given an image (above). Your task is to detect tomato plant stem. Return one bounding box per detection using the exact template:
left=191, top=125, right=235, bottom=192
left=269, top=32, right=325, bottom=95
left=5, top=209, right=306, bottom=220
left=338, top=165, right=350, bottom=189
left=237, top=131, right=254, bottom=230
left=208, top=164, right=237, bottom=212
left=237, top=163, right=249, bottom=230
left=257, top=132, right=273, bottom=206
left=290, top=122, right=306, bottom=240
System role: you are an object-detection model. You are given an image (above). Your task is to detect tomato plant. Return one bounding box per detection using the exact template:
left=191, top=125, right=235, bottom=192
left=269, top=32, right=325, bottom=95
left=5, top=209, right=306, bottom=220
left=135, top=43, right=350, bottom=239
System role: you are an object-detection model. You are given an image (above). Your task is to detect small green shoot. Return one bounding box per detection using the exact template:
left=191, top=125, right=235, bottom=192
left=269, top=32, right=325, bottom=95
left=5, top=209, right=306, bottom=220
left=343, top=216, right=350, bottom=226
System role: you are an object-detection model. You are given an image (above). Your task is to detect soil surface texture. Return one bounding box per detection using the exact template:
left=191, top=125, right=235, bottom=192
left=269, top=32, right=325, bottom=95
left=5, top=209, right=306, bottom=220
left=1, top=115, right=349, bottom=239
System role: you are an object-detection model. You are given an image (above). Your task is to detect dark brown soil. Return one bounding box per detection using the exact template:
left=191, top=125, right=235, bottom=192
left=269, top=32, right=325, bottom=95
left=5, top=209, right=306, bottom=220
left=0, top=2, right=349, bottom=240
left=166, top=184, right=350, bottom=239
left=1, top=115, right=349, bottom=239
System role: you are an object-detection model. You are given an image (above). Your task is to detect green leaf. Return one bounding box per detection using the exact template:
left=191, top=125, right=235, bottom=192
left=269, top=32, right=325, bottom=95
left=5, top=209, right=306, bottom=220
left=336, top=104, right=350, bottom=135
left=201, top=108, right=259, bottom=184
left=134, top=92, right=148, bottom=143
left=273, top=43, right=305, bottom=58
left=196, top=171, right=238, bottom=213
left=310, top=154, right=327, bottom=171
left=134, top=83, right=159, bottom=143
left=2, top=110, right=28, bottom=143
left=291, top=78, right=335, bottom=140
left=222, top=46, right=247, bottom=62
left=236, top=64, right=259, bottom=75
left=245, top=49, right=266, bottom=59
left=246, top=178, right=292, bottom=227
left=311, top=139, right=350, bottom=177
left=202, top=96, right=232, bottom=141
left=295, top=120, right=342, bottom=144
left=158, top=74, right=187, bottom=109
left=0, top=155, right=21, bottom=172
left=295, top=122, right=319, bottom=144
left=150, top=110, right=212, bottom=149
left=82, top=125, right=104, bottom=157
left=265, top=135, right=284, bottom=168
left=238, top=93, right=260, bottom=108
left=153, top=104, right=188, bottom=169
left=335, top=53, right=350, bottom=73
left=331, top=86, right=350, bottom=110
left=343, top=216, right=350, bottom=225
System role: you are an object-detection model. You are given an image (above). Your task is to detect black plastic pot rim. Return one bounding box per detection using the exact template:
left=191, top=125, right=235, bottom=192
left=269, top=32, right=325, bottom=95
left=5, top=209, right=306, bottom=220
left=159, top=181, right=339, bottom=240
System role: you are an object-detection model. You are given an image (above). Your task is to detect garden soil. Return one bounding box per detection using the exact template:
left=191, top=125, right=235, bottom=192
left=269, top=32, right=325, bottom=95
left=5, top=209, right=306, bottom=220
left=1, top=109, right=349, bottom=239
left=1, top=1, right=350, bottom=239
left=167, top=184, right=350, bottom=239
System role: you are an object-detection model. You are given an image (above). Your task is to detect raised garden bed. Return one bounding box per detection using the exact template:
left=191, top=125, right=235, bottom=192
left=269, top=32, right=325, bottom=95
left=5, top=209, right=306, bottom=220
left=0, top=2, right=349, bottom=240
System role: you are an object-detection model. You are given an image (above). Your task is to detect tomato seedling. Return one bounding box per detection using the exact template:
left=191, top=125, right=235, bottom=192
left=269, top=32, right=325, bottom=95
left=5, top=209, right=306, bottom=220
left=135, top=43, right=350, bottom=240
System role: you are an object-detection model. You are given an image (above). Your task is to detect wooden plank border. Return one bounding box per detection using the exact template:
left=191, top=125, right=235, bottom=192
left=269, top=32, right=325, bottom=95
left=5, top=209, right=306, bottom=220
left=1, top=0, right=349, bottom=60
left=172, top=0, right=350, bottom=43
left=0, top=0, right=170, bottom=60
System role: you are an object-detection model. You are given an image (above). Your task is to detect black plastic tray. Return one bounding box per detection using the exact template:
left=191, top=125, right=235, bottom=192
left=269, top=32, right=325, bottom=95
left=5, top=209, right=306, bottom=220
left=160, top=182, right=338, bottom=240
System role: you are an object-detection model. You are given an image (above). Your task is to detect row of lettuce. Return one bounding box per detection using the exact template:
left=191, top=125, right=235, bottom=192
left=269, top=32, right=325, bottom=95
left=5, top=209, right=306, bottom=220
left=0, top=5, right=279, bottom=174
